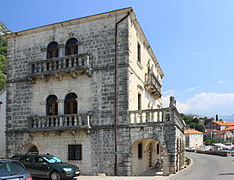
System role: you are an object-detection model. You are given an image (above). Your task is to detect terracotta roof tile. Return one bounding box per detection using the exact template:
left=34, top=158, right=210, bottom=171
left=223, top=126, right=234, bottom=131
left=184, top=129, right=203, bottom=134
left=212, top=121, right=234, bottom=126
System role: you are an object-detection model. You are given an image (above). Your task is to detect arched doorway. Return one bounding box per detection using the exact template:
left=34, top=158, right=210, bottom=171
left=22, top=144, right=39, bottom=154
left=131, top=139, right=162, bottom=175
left=28, top=145, right=39, bottom=153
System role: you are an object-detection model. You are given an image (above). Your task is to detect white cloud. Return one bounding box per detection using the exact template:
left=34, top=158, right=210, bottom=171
left=163, top=92, right=234, bottom=116
left=218, top=80, right=224, bottom=84
left=183, top=86, right=200, bottom=93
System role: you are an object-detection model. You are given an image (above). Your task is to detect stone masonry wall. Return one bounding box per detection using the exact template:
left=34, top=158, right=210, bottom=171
left=6, top=11, right=130, bottom=177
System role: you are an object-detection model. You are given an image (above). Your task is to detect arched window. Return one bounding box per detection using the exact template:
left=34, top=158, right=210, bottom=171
left=47, top=42, right=59, bottom=59
left=64, top=93, right=78, bottom=114
left=65, top=38, right=78, bottom=56
left=46, top=95, right=58, bottom=115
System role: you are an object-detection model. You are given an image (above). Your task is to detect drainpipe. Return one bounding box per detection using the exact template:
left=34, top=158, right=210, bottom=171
left=114, top=11, right=131, bottom=176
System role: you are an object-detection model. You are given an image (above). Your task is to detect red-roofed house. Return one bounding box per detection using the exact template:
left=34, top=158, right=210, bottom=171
left=213, top=130, right=233, bottom=142
left=184, top=129, right=203, bottom=148
left=205, top=120, right=234, bottom=131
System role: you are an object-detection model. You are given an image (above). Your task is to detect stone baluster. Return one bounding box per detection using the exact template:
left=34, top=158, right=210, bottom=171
left=78, top=114, right=82, bottom=126
left=68, top=58, right=72, bottom=68
left=63, top=59, right=67, bottom=68
left=139, top=112, right=143, bottom=123
left=134, top=113, right=137, bottom=124
left=74, top=115, right=78, bottom=126
left=152, top=111, right=155, bottom=122
left=49, top=62, right=52, bottom=71
left=74, top=56, right=78, bottom=67
left=87, top=115, right=90, bottom=127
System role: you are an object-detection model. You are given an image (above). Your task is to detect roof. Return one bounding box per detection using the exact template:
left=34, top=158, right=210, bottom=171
left=205, top=129, right=219, bottom=133
left=184, top=129, right=203, bottom=134
left=223, top=126, right=234, bottom=131
left=215, top=131, right=225, bottom=135
left=212, top=121, right=234, bottom=126
left=4, top=8, right=164, bottom=77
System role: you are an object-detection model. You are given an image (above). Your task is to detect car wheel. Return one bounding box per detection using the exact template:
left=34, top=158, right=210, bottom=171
left=50, top=171, right=61, bottom=180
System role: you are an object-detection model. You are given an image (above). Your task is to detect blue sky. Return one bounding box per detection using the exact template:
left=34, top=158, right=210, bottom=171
left=1, top=0, right=234, bottom=118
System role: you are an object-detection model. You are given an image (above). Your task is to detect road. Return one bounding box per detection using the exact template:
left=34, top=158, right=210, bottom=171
left=34, top=152, right=234, bottom=180
left=170, top=152, right=234, bottom=180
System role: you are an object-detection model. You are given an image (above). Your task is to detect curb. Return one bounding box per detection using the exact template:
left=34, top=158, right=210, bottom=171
left=168, top=155, right=194, bottom=178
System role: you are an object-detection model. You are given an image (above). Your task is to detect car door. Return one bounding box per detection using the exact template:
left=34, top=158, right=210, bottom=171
left=20, top=156, right=34, bottom=175
left=32, top=156, right=50, bottom=178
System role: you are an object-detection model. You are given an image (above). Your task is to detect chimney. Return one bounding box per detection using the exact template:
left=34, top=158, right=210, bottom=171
left=216, top=114, right=219, bottom=121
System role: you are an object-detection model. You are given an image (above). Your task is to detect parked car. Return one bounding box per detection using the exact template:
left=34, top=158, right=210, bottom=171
left=0, top=159, right=32, bottom=180
left=11, top=153, right=80, bottom=180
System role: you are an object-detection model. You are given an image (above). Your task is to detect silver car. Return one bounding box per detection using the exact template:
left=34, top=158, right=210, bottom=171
left=0, top=159, right=32, bottom=180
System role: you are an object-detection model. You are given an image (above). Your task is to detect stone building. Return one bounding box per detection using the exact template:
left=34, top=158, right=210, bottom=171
left=206, top=120, right=234, bottom=131
left=5, top=8, right=186, bottom=176
left=0, top=89, right=6, bottom=157
left=184, top=129, right=203, bottom=149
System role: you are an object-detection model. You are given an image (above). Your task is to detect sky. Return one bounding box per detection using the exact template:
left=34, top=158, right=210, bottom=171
left=1, top=0, right=234, bottom=119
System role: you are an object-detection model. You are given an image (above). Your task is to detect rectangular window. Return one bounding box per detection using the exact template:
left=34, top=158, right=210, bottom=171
left=138, top=93, right=141, bottom=110
left=137, top=42, right=141, bottom=63
left=138, top=143, right=143, bottom=159
left=68, top=145, right=82, bottom=160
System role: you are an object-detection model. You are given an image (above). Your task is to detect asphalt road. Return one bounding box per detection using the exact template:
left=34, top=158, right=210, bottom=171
left=170, top=152, right=234, bottom=180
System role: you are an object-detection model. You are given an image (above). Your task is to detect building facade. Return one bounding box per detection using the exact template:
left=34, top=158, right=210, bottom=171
left=206, top=120, right=234, bottom=131
left=184, top=129, right=203, bottom=148
left=5, top=8, right=186, bottom=176
left=0, top=89, right=6, bottom=157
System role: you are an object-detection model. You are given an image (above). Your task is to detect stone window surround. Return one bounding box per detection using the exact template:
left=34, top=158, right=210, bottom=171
left=43, top=93, right=80, bottom=116
left=68, top=144, right=82, bottom=161
left=41, top=38, right=82, bottom=58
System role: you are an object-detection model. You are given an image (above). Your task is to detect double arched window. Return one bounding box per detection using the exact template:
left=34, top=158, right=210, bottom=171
left=46, top=95, right=58, bottom=115
left=47, top=42, right=59, bottom=59
left=46, top=38, right=78, bottom=59
left=65, top=38, right=78, bottom=56
left=64, top=93, right=78, bottom=114
left=46, top=93, right=78, bottom=116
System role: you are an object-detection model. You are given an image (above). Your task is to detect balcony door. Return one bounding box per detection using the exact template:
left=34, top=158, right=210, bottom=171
left=46, top=95, right=58, bottom=115
left=65, top=38, right=78, bottom=56
left=64, top=93, right=78, bottom=114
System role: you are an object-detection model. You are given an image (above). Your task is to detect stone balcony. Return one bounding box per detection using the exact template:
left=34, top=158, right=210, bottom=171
left=145, top=72, right=162, bottom=99
left=29, top=53, right=92, bottom=80
left=28, top=113, right=91, bottom=131
left=128, top=107, right=186, bottom=129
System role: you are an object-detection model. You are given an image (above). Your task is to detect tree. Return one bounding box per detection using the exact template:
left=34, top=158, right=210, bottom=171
left=0, top=35, right=7, bottom=90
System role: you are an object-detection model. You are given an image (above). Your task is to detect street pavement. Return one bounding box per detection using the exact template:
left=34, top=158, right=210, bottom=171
left=169, top=152, right=234, bottom=180
left=34, top=152, right=234, bottom=180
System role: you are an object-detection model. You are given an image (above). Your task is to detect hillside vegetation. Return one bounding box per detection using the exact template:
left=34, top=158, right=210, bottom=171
left=0, top=22, right=10, bottom=91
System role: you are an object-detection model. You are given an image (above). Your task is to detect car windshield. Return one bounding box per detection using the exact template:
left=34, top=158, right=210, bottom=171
left=43, top=156, right=63, bottom=163
left=0, top=162, right=25, bottom=176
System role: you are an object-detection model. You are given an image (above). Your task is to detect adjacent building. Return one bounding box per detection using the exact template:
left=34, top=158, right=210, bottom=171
left=205, top=120, right=234, bottom=131
left=5, top=8, right=186, bottom=176
left=0, top=89, right=6, bottom=157
left=184, top=129, right=203, bottom=148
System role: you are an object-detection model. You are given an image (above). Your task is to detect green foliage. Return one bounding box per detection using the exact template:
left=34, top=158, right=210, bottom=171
left=181, top=113, right=205, bottom=132
left=204, top=139, right=219, bottom=145
left=0, top=35, right=7, bottom=90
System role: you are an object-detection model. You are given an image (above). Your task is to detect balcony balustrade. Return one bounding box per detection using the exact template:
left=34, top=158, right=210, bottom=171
left=128, top=107, right=186, bottom=128
left=145, top=72, right=162, bottom=98
left=29, top=53, right=92, bottom=79
left=28, top=113, right=91, bottom=131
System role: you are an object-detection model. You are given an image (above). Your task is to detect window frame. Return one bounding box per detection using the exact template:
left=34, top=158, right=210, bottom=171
left=68, top=144, right=82, bottom=160
left=138, top=143, right=143, bottom=159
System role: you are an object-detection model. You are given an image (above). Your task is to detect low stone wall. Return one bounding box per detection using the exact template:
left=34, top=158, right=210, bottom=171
left=186, top=149, right=232, bottom=157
